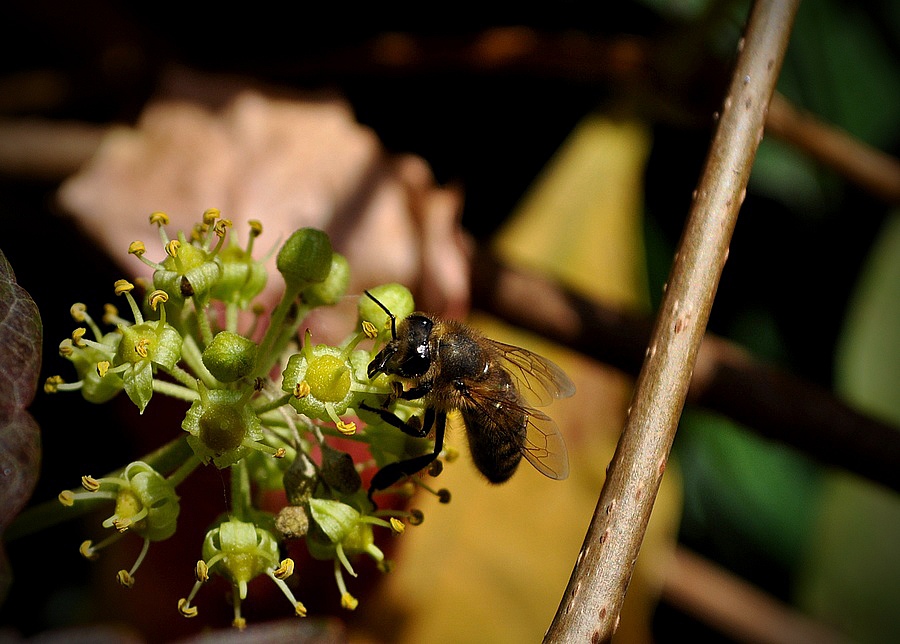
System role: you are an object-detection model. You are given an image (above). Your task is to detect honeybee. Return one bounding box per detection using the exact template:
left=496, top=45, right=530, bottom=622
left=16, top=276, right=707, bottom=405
left=361, top=291, right=574, bottom=500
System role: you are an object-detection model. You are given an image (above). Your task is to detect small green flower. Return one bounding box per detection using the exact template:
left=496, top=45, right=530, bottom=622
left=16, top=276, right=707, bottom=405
left=110, top=283, right=182, bottom=413
left=281, top=331, right=381, bottom=435
left=182, top=383, right=275, bottom=468
left=209, top=220, right=268, bottom=308
left=305, top=498, right=406, bottom=610
left=58, top=461, right=181, bottom=588
left=44, top=302, right=124, bottom=403
left=129, top=210, right=229, bottom=309
left=178, top=517, right=306, bottom=627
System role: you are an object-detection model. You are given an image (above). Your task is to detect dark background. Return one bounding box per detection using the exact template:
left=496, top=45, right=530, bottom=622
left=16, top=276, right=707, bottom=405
left=2, top=0, right=898, bottom=641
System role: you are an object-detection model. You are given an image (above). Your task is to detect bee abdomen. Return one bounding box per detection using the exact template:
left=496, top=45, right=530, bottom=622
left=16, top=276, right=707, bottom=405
left=462, top=411, right=525, bottom=483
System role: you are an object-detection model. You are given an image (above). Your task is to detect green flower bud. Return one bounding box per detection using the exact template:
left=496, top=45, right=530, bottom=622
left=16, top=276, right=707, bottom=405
left=202, top=331, right=258, bottom=382
left=302, top=252, right=350, bottom=307
left=276, top=228, right=333, bottom=287
left=358, top=283, right=415, bottom=341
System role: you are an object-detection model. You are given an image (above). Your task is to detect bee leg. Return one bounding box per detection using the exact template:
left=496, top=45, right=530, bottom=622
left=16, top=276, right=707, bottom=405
left=367, top=411, right=446, bottom=504
left=359, top=403, right=433, bottom=438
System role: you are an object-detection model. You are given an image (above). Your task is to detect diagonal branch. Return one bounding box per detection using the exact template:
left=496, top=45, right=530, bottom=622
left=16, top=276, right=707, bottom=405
left=543, top=1, right=802, bottom=641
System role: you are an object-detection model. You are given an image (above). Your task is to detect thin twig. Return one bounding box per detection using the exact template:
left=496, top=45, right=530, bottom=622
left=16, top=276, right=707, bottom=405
left=661, top=547, right=850, bottom=644
left=543, top=1, right=802, bottom=641
left=766, top=92, right=900, bottom=204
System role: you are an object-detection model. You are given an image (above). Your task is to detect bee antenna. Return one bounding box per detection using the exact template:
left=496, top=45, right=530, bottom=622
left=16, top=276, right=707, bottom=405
left=363, top=290, right=397, bottom=339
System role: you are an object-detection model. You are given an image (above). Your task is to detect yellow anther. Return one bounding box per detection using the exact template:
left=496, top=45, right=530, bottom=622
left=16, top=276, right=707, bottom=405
left=70, top=303, right=87, bottom=322
left=293, top=381, right=311, bottom=398
left=58, top=339, right=74, bottom=357
left=148, top=290, right=169, bottom=310
left=81, top=475, right=101, bottom=492
left=195, top=559, right=209, bottom=582
left=442, top=445, right=461, bottom=463
left=178, top=598, right=199, bottom=618
left=213, top=218, right=232, bottom=237
left=233, top=617, right=247, bottom=630
left=295, top=602, right=308, bottom=618
left=96, top=361, right=110, bottom=378
left=341, top=592, right=359, bottom=611
left=103, top=304, right=119, bottom=324
left=190, top=223, right=204, bottom=242
left=114, top=279, right=134, bottom=295
left=135, top=338, right=150, bottom=359
left=337, top=420, right=357, bottom=436
left=362, top=320, right=378, bottom=339
left=58, top=489, right=75, bottom=506
left=202, top=208, right=220, bottom=225
left=114, top=517, right=132, bottom=532
left=273, top=448, right=287, bottom=459
left=149, top=211, right=169, bottom=226
left=79, top=540, right=99, bottom=560
left=273, top=558, right=294, bottom=580
left=389, top=517, right=405, bottom=534
left=116, top=570, right=135, bottom=588
left=165, top=239, right=181, bottom=258
left=248, top=220, right=262, bottom=237
left=128, top=241, right=146, bottom=257
left=45, top=375, right=65, bottom=393
left=71, top=327, right=87, bottom=346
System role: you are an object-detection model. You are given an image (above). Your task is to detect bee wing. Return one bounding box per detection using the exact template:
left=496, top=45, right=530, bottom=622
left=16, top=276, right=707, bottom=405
left=520, top=407, right=570, bottom=480
left=490, top=341, right=576, bottom=407
left=462, top=383, right=570, bottom=481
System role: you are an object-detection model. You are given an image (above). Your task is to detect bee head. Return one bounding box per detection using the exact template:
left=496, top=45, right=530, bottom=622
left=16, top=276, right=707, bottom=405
left=368, top=314, right=434, bottom=379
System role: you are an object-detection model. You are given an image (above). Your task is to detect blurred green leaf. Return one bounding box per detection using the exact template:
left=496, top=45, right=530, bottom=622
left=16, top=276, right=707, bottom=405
left=794, top=212, right=900, bottom=642
left=675, top=408, right=823, bottom=574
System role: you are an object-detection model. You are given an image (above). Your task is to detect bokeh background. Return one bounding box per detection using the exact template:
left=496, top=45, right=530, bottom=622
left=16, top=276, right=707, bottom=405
left=1, top=1, right=899, bottom=642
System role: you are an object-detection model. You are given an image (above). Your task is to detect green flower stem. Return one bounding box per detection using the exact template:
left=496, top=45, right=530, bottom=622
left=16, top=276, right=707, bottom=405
left=252, top=393, right=293, bottom=415
left=271, top=304, right=313, bottom=360
left=166, top=363, right=202, bottom=391
left=152, top=378, right=201, bottom=402
left=194, top=301, right=215, bottom=346
left=230, top=460, right=253, bottom=521
left=253, top=282, right=304, bottom=380
left=181, top=334, right=221, bottom=389
left=167, top=452, right=202, bottom=487
left=225, top=301, right=239, bottom=334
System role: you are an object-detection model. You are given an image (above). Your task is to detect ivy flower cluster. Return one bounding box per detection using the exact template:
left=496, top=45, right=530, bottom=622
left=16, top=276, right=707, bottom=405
left=38, top=210, right=451, bottom=629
